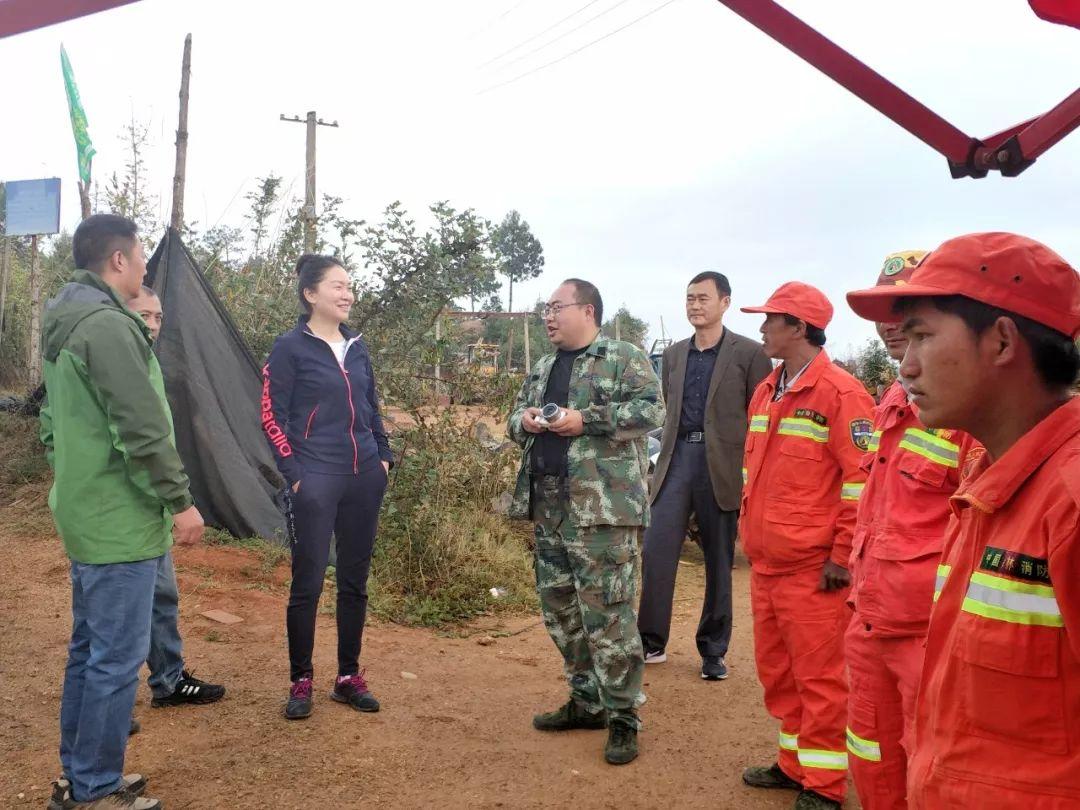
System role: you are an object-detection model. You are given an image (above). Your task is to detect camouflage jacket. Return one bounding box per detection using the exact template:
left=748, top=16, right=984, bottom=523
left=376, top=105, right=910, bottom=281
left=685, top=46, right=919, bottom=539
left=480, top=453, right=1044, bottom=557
left=507, top=334, right=665, bottom=528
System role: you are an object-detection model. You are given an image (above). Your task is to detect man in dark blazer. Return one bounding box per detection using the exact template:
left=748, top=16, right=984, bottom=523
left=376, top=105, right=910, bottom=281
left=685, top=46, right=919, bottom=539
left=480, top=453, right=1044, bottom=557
left=639, top=271, right=772, bottom=680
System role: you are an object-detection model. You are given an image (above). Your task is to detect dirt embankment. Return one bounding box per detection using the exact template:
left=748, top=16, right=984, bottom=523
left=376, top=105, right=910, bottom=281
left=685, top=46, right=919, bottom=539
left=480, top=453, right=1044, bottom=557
left=0, top=495, right=852, bottom=809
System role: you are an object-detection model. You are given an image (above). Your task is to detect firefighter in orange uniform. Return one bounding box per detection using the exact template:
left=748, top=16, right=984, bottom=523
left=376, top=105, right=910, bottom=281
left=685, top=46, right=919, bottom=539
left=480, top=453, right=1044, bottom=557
left=847, top=232, right=1080, bottom=810
left=842, top=251, right=980, bottom=810
left=738, top=282, right=875, bottom=810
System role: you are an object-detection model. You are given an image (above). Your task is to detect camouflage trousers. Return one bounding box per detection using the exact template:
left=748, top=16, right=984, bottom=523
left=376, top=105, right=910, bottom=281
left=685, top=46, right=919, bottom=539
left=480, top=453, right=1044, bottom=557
left=533, top=477, right=645, bottom=729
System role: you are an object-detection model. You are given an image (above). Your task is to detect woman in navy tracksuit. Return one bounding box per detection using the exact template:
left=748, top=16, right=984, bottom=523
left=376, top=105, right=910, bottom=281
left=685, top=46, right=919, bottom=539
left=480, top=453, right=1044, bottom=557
left=261, top=254, right=393, bottom=720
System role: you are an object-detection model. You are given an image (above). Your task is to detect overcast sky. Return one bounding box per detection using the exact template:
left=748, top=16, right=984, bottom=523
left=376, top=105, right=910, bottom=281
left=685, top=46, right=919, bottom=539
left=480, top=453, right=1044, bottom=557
left=2, top=0, right=1078, bottom=358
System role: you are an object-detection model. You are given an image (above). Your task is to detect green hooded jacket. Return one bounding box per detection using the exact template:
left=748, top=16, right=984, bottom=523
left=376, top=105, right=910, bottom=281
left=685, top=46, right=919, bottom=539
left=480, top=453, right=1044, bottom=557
left=40, top=269, right=193, bottom=564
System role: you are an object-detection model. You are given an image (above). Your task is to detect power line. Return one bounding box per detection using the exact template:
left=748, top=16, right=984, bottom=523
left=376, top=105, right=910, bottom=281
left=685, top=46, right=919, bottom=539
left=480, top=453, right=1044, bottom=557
left=470, top=0, right=532, bottom=39
left=476, top=0, right=681, bottom=96
left=477, top=0, right=604, bottom=68
left=488, top=0, right=637, bottom=74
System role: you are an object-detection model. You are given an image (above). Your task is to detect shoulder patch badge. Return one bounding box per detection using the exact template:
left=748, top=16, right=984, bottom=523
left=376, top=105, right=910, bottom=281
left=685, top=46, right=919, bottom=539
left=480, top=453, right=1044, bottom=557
left=794, top=408, right=828, bottom=426
left=850, top=418, right=873, bottom=451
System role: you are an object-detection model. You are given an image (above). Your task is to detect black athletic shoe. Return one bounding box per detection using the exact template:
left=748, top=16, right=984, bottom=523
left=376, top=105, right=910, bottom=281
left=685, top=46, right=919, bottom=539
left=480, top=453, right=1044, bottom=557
left=742, top=762, right=803, bottom=790
left=532, top=699, right=607, bottom=731
left=794, top=789, right=842, bottom=810
left=150, top=670, right=226, bottom=707
left=331, top=670, right=380, bottom=712
left=603, top=719, right=639, bottom=765
left=285, top=677, right=313, bottom=720
left=701, top=656, right=729, bottom=681
left=643, top=648, right=667, bottom=664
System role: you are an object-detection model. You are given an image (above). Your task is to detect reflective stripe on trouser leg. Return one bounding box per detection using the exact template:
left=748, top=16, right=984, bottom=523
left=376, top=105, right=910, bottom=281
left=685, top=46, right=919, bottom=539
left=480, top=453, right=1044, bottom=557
left=751, top=571, right=804, bottom=785
left=798, top=748, right=849, bottom=770
left=846, top=728, right=881, bottom=762
left=779, top=729, right=799, bottom=753
left=844, top=618, right=915, bottom=810
left=771, top=566, right=849, bottom=801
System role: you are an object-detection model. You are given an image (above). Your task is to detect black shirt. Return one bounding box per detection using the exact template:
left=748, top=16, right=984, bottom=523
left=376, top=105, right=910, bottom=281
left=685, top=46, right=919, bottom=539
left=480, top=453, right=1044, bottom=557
left=679, top=331, right=724, bottom=434
left=532, top=346, right=588, bottom=475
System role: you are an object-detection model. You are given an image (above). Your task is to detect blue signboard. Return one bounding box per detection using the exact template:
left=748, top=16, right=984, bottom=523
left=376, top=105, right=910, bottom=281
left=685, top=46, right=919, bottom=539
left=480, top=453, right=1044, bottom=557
left=4, top=178, right=62, bottom=236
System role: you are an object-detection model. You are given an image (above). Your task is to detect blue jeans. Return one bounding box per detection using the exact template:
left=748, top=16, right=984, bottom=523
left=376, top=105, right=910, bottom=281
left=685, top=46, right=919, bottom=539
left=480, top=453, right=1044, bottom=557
left=147, top=551, right=184, bottom=698
left=60, top=556, right=162, bottom=802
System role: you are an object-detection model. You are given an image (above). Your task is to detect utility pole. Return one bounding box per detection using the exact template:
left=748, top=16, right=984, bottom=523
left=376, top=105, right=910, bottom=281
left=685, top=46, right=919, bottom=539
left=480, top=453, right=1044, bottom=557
left=170, top=34, right=192, bottom=231
left=77, top=182, right=91, bottom=220
left=0, top=238, right=10, bottom=356
left=522, top=313, right=531, bottom=371
left=280, top=110, right=338, bottom=253
left=28, top=235, right=41, bottom=387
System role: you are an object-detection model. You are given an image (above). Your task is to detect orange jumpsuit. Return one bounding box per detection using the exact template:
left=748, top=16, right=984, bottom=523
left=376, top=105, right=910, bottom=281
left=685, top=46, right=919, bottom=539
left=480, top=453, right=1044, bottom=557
left=845, top=381, right=979, bottom=810
left=909, top=397, right=1080, bottom=809
left=741, top=351, right=874, bottom=802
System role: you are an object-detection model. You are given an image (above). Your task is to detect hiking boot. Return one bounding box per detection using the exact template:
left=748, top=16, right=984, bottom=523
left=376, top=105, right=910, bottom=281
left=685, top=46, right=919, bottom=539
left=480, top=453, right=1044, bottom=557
left=58, top=787, right=161, bottom=809
left=151, top=669, right=226, bottom=707
left=794, top=789, right=842, bottom=810
left=49, top=776, right=147, bottom=810
left=128, top=716, right=140, bottom=736
left=603, top=719, right=639, bottom=765
left=644, top=649, right=667, bottom=664
left=331, top=670, right=380, bottom=712
left=742, top=762, right=803, bottom=790
left=532, top=699, right=607, bottom=731
left=284, top=677, right=313, bottom=719
left=701, top=656, right=729, bottom=681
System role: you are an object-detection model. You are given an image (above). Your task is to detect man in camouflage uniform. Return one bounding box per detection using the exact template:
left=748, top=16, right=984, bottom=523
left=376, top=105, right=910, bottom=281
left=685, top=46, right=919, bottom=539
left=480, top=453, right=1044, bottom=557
left=508, top=278, right=665, bottom=765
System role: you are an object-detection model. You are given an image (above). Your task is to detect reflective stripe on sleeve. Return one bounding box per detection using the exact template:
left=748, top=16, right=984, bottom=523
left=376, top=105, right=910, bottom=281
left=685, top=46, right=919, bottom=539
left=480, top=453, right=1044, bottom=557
left=846, top=728, right=882, bottom=762
left=933, top=564, right=951, bottom=603
left=750, top=414, right=770, bottom=433
left=797, top=748, right=848, bottom=771
left=898, top=428, right=960, bottom=468
left=866, top=430, right=882, bottom=454
left=742, top=467, right=748, bottom=485
left=841, top=482, right=864, bottom=501
left=777, top=417, right=830, bottom=443
left=961, top=571, right=1063, bottom=627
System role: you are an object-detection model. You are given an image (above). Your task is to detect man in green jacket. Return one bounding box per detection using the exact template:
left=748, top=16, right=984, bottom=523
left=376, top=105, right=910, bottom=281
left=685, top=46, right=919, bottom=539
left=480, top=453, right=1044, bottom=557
left=508, top=278, right=664, bottom=766
left=41, top=214, right=203, bottom=810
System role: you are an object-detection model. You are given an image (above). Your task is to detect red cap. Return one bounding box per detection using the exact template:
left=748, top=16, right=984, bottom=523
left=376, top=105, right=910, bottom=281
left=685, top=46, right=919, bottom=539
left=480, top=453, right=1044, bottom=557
left=847, top=233, right=1080, bottom=338
left=741, top=281, right=834, bottom=330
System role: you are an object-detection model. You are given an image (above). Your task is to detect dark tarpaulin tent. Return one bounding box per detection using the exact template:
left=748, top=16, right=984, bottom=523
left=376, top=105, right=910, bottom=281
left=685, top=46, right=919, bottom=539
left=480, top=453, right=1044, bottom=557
left=146, top=228, right=286, bottom=542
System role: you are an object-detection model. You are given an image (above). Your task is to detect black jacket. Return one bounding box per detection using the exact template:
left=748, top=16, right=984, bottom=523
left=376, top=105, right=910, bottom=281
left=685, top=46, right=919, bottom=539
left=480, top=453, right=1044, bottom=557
left=261, top=317, right=392, bottom=487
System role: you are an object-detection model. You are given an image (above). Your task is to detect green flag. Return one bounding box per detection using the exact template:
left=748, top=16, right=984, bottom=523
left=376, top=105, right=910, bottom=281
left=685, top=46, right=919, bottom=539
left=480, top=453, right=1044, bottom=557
left=60, top=45, right=96, bottom=186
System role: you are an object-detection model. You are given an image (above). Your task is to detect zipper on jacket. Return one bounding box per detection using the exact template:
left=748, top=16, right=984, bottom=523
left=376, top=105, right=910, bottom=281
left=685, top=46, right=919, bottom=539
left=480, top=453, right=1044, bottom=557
left=340, top=366, right=359, bottom=473
left=303, top=329, right=361, bottom=473
left=304, top=405, right=319, bottom=439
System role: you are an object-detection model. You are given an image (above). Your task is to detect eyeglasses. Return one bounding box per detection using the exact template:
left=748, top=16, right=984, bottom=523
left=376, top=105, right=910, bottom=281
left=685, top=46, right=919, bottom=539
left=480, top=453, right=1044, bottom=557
left=541, top=302, right=588, bottom=318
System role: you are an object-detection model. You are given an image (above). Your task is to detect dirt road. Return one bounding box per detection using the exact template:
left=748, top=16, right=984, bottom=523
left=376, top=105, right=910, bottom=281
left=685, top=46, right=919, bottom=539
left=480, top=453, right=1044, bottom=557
left=0, top=501, right=854, bottom=809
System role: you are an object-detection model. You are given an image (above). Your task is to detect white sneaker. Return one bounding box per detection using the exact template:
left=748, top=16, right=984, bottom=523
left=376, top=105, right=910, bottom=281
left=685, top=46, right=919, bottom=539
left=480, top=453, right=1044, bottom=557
left=644, top=649, right=667, bottom=664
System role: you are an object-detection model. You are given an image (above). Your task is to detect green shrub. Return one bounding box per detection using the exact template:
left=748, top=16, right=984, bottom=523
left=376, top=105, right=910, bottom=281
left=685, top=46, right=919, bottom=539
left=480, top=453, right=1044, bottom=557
left=0, top=412, right=49, bottom=493
left=371, top=397, right=537, bottom=626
